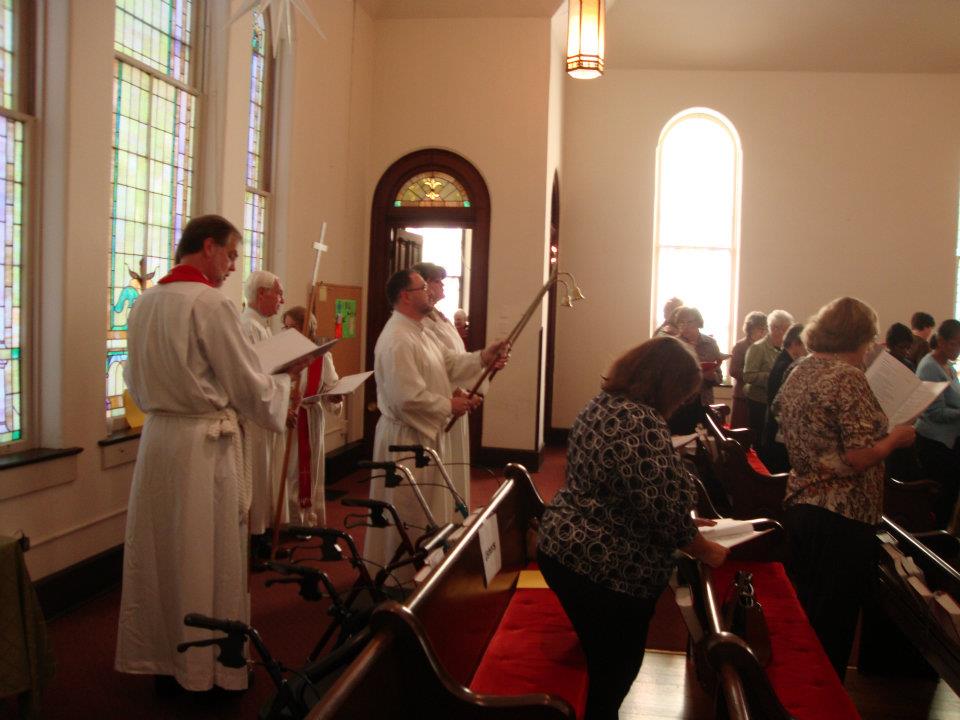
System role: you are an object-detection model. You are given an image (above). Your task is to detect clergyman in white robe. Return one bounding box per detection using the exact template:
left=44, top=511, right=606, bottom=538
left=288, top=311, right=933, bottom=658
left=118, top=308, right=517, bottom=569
left=423, top=309, right=485, bottom=512
left=240, top=305, right=287, bottom=534
left=115, top=277, right=290, bottom=691
left=286, top=353, right=342, bottom=525
left=365, top=311, right=483, bottom=580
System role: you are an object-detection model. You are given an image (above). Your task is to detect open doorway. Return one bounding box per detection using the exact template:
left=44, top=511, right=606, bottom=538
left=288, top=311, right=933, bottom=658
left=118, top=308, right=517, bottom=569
left=364, top=150, right=491, bottom=457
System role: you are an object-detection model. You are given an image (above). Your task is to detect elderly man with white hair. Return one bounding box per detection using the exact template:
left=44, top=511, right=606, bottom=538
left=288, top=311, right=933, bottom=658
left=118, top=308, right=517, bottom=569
left=240, top=270, right=287, bottom=547
left=743, top=308, right=795, bottom=442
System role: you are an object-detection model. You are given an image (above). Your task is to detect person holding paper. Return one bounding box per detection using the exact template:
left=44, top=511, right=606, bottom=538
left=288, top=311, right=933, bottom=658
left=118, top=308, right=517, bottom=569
left=538, top=337, right=729, bottom=720
left=760, top=323, right=807, bottom=472
left=908, top=311, right=936, bottom=368
left=730, top=311, right=768, bottom=429
left=280, top=305, right=343, bottom=526
left=413, top=262, right=480, bottom=512
left=668, top=306, right=728, bottom=434
left=743, top=308, right=794, bottom=441
left=915, top=319, right=960, bottom=528
left=364, top=269, right=510, bottom=580
left=240, top=270, right=288, bottom=550
left=774, top=296, right=916, bottom=680
left=116, top=215, right=307, bottom=692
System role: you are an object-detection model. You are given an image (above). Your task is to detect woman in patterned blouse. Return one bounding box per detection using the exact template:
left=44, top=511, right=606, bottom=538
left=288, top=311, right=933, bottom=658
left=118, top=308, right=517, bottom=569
left=538, top=337, right=730, bottom=720
left=774, top=296, right=915, bottom=680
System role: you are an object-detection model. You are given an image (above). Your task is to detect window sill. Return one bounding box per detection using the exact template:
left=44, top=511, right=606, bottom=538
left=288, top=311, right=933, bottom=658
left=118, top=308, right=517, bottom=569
left=97, top=428, right=142, bottom=447
left=98, top=428, right=142, bottom=469
left=0, top=447, right=83, bottom=501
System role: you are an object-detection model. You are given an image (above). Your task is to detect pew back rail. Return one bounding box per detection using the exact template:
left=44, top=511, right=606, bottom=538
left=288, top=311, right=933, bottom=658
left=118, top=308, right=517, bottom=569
left=308, top=464, right=583, bottom=720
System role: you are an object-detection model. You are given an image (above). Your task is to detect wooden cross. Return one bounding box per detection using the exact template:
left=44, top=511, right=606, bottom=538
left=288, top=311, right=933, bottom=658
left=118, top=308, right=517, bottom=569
left=311, top=222, right=328, bottom=287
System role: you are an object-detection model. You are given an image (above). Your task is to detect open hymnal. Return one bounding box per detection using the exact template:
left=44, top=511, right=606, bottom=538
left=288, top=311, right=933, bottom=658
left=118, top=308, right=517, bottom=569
left=302, top=371, right=373, bottom=404
left=253, top=330, right=338, bottom=375
left=698, top=518, right=773, bottom=549
left=865, top=350, right=948, bottom=429
left=933, top=592, right=960, bottom=644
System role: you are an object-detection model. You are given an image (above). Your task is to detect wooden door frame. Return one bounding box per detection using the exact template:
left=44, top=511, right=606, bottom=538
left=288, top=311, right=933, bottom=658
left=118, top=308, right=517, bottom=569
left=364, top=149, right=491, bottom=456
left=544, top=172, right=565, bottom=446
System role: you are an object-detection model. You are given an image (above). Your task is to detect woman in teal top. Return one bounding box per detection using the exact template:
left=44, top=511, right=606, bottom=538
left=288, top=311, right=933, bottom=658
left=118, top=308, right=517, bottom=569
left=915, top=319, right=960, bottom=528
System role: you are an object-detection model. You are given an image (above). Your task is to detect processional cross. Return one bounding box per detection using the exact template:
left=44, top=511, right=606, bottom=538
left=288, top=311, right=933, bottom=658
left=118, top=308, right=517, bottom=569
left=270, top=222, right=329, bottom=558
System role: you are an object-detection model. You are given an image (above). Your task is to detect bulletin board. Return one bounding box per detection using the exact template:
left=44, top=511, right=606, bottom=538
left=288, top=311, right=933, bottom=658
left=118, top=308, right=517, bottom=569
left=312, top=283, right=363, bottom=376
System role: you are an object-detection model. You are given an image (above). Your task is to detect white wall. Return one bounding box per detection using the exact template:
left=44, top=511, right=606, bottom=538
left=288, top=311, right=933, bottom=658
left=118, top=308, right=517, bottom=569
left=554, top=69, right=960, bottom=427
left=369, top=16, right=555, bottom=452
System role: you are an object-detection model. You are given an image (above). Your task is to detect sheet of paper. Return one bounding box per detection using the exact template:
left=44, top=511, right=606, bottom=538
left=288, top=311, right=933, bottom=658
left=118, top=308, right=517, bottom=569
left=672, top=433, right=698, bottom=449
left=889, top=380, right=949, bottom=428
left=699, top=518, right=774, bottom=549
left=477, top=514, right=501, bottom=587
left=866, top=350, right=948, bottom=430
left=253, top=331, right=338, bottom=375
left=866, top=351, right=919, bottom=420
left=318, top=371, right=373, bottom=397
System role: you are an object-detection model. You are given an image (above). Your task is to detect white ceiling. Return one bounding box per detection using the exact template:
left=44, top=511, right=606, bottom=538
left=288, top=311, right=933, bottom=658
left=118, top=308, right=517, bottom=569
left=357, top=0, right=960, bottom=73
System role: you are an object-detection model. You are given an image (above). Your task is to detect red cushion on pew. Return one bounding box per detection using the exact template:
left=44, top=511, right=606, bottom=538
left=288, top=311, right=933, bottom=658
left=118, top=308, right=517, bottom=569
left=469, top=588, right=588, bottom=719
left=745, top=448, right=772, bottom=476
left=713, top=561, right=860, bottom=720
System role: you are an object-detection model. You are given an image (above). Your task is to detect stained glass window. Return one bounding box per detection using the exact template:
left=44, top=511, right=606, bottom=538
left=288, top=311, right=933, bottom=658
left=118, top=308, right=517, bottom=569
left=243, top=10, right=271, bottom=284
left=0, top=0, right=28, bottom=445
left=395, top=173, right=471, bottom=208
left=652, top=108, right=741, bottom=352
left=108, top=0, right=197, bottom=419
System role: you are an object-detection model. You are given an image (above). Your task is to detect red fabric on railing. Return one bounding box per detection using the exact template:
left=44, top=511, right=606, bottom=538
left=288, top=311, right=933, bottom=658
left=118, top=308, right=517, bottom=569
left=746, top=448, right=772, bottom=476
left=713, top=561, right=861, bottom=720
left=469, top=587, right=588, bottom=719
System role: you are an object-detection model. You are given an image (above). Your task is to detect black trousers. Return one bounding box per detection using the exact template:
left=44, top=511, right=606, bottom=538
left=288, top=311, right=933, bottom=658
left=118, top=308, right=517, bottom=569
left=915, top=434, right=960, bottom=528
left=537, top=551, right=659, bottom=720
left=783, top=504, right=876, bottom=680
left=746, top=399, right=767, bottom=446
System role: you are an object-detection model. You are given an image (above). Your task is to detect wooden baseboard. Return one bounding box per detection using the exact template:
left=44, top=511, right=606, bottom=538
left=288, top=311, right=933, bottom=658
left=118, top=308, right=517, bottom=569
left=544, top=427, right=569, bottom=447
left=35, top=543, right=124, bottom=620
left=325, top=440, right=366, bottom=484
left=474, top=445, right=545, bottom=472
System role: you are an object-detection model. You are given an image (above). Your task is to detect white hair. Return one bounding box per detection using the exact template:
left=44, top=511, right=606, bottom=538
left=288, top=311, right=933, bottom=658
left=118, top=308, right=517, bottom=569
left=244, top=270, right=280, bottom=306
left=453, top=309, right=467, bottom=322
left=768, top=309, right=794, bottom=330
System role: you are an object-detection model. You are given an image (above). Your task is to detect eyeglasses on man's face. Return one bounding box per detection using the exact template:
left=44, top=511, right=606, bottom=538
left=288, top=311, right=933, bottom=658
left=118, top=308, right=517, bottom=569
left=404, top=284, right=428, bottom=293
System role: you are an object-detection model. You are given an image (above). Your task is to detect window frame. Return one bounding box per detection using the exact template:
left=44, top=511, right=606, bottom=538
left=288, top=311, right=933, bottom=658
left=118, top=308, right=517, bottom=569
left=650, top=106, right=743, bottom=352
left=242, top=7, right=275, bottom=282
left=106, top=0, right=204, bottom=429
left=0, top=0, right=38, bottom=453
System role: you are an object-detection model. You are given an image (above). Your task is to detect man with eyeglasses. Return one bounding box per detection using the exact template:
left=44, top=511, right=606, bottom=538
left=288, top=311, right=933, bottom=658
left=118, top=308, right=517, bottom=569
left=364, top=269, right=510, bottom=579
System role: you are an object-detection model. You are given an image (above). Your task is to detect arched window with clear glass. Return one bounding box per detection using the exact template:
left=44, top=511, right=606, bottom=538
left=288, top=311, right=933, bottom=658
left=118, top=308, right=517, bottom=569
left=652, top=108, right=742, bottom=351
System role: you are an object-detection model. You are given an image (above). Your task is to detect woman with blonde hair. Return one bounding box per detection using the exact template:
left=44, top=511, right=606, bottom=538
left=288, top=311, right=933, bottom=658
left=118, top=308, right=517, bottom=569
left=538, top=336, right=729, bottom=720
left=774, top=296, right=915, bottom=679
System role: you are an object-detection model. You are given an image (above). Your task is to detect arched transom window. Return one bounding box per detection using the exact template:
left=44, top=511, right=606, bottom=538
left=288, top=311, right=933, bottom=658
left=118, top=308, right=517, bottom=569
left=395, top=172, right=471, bottom=208
left=652, top=107, right=742, bottom=350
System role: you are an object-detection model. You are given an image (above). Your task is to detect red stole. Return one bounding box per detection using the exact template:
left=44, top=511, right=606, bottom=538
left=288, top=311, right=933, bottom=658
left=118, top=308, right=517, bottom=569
left=157, top=265, right=216, bottom=286
left=296, top=357, right=325, bottom=507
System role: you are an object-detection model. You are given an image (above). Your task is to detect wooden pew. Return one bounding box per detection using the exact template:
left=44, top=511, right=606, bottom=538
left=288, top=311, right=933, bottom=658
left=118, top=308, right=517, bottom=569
left=698, top=411, right=789, bottom=520
left=859, top=516, right=960, bottom=692
left=309, top=464, right=586, bottom=720
left=676, top=541, right=861, bottom=720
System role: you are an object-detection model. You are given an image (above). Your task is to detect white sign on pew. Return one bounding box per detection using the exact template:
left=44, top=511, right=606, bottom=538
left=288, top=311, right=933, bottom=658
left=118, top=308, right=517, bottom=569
left=477, top=514, right=501, bottom=587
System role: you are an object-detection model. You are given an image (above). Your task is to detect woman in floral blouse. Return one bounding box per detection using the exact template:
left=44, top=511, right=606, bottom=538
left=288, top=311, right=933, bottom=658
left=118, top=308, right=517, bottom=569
left=538, top=337, right=729, bottom=720
left=774, top=296, right=915, bottom=680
